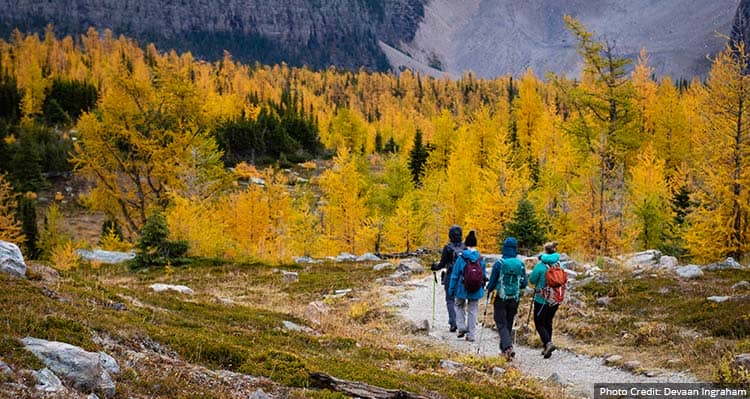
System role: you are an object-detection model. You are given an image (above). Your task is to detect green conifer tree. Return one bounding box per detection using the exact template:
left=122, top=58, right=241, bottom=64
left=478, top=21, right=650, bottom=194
left=502, top=197, right=546, bottom=255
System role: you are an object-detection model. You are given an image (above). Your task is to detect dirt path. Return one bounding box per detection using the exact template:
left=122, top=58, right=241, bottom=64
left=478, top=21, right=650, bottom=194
left=395, top=275, right=699, bottom=398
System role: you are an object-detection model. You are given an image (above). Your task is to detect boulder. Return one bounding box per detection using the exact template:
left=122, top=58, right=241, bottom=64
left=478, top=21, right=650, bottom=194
left=707, top=296, right=731, bottom=303
left=373, top=262, right=394, bottom=271
left=27, top=263, right=60, bottom=282
left=294, top=256, right=321, bottom=264
left=397, top=259, right=424, bottom=273
left=439, top=359, right=463, bottom=371
left=335, top=253, right=357, bottom=262
left=0, top=360, right=11, bottom=375
left=734, top=353, right=750, bottom=371
left=356, top=253, right=381, bottom=262
left=675, top=265, right=703, bottom=279
left=411, top=319, right=430, bottom=334
left=22, top=337, right=117, bottom=398
left=0, top=240, right=26, bottom=278
left=149, top=283, right=194, bottom=295
left=33, top=368, right=64, bottom=392
left=706, top=257, right=744, bottom=271
left=732, top=281, right=750, bottom=292
left=98, top=352, right=119, bottom=375
left=304, top=301, right=330, bottom=325
left=492, top=367, right=506, bottom=375
left=282, top=271, right=299, bottom=283
left=621, top=250, right=661, bottom=269
left=282, top=320, right=315, bottom=334
left=623, top=360, right=641, bottom=371
left=605, top=355, right=623, bottom=366
left=658, top=256, right=679, bottom=270
left=76, top=249, right=135, bottom=264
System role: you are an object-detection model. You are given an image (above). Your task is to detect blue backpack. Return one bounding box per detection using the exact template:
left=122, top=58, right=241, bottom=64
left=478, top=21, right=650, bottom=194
left=496, top=259, right=523, bottom=300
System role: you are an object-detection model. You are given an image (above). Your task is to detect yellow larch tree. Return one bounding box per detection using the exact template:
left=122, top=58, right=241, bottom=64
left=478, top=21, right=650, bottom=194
left=0, top=173, right=23, bottom=244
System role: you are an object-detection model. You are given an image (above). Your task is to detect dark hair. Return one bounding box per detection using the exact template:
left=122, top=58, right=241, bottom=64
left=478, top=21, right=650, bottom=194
left=465, top=230, right=477, bottom=247
left=544, top=241, right=558, bottom=254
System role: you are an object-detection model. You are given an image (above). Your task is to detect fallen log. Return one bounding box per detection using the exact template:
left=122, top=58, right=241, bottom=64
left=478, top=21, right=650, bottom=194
left=309, top=372, right=431, bottom=399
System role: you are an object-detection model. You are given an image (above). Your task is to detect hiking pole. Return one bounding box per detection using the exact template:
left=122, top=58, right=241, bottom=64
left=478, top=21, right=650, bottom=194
left=432, top=271, right=437, bottom=329
left=476, top=291, right=493, bottom=355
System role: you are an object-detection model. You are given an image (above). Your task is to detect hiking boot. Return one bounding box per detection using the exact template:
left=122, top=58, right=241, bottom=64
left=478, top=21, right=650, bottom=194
left=465, top=336, right=475, bottom=342
left=543, top=342, right=556, bottom=359
left=503, top=347, right=514, bottom=361
left=449, top=326, right=457, bottom=333
left=457, top=330, right=467, bottom=338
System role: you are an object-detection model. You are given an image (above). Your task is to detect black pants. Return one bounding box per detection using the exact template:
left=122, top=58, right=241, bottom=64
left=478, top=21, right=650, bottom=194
left=533, top=301, right=559, bottom=346
left=493, top=297, right=519, bottom=351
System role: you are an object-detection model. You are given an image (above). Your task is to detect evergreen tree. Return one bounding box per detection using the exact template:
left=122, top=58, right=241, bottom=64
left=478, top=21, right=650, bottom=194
left=130, top=212, right=189, bottom=270
left=383, top=136, right=398, bottom=154
left=18, top=195, right=39, bottom=259
left=502, top=197, right=545, bottom=255
left=9, top=130, right=46, bottom=193
left=407, top=129, right=430, bottom=186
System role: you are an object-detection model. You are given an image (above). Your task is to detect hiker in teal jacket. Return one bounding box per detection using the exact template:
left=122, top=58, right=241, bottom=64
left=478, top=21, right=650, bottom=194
left=529, top=241, right=561, bottom=358
left=486, top=237, right=527, bottom=360
left=448, top=230, right=486, bottom=342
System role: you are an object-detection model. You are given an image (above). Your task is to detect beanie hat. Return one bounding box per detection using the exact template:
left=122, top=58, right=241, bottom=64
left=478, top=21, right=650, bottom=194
left=465, top=230, right=478, bottom=247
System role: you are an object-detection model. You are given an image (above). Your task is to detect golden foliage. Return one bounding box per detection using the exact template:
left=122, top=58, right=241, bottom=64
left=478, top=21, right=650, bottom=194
left=0, top=174, right=24, bottom=244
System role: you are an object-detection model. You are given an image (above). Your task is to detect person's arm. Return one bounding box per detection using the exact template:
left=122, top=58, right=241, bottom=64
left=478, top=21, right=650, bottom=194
left=486, top=260, right=501, bottom=292
left=529, top=263, right=543, bottom=286
left=448, top=257, right=463, bottom=297
left=519, top=264, right=528, bottom=290
left=432, top=245, right=451, bottom=271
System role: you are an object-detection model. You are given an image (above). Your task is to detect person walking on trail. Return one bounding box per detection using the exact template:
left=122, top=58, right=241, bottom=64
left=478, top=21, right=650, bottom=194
left=448, top=230, right=486, bottom=342
left=431, top=225, right=465, bottom=332
left=529, top=241, right=562, bottom=358
left=486, top=237, right=527, bottom=361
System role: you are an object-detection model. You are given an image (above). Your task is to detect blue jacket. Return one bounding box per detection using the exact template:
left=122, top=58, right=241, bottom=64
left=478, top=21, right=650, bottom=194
left=487, top=237, right=527, bottom=300
left=448, top=248, right=486, bottom=300
left=529, top=252, right=561, bottom=304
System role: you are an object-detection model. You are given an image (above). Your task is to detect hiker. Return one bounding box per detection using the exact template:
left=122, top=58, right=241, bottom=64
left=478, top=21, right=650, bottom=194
left=430, top=225, right=465, bottom=332
left=529, top=241, right=563, bottom=358
left=448, top=230, right=486, bottom=342
left=486, top=237, right=527, bottom=360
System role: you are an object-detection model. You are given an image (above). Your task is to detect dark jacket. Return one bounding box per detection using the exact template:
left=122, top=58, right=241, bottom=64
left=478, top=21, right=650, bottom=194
left=432, top=225, right=465, bottom=282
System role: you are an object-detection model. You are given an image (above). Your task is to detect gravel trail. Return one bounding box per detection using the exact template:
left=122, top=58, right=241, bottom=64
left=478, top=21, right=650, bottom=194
left=395, top=275, right=699, bottom=398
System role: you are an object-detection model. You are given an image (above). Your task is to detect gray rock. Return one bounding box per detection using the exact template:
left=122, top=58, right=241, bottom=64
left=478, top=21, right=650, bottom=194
left=600, top=257, right=620, bottom=269
left=658, top=287, right=670, bottom=294
left=335, top=252, right=357, bottom=262
left=596, top=296, right=612, bottom=307
left=675, top=265, right=704, bottom=279
left=559, top=253, right=571, bottom=262
left=396, top=344, right=410, bottom=351
left=666, top=359, right=682, bottom=367
left=149, top=283, right=194, bottom=295
left=706, top=257, right=744, bottom=271
left=88, top=394, right=100, bottom=399
left=440, top=359, right=463, bottom=371
left=282, top=271, right=299, bottom=283
left=304, top=301, right=329, bottom=325
left=397, top=259, right=424, bottom=273
left=373, top=262, right=394, bottom=271
left=76, top=249, right=135, bottom=264
left=734, top=353, right=750, bottom=371
left=605, top=355, right=623, bottom=365
left=411, top=319, right=430, bottom=334
left=22, top=337, right=117, bottom=398
left=732, top=281, right=750, bottom=291
left=0, top=360, right=10, bottom=375
left=564, top=268, right=579, bottom=278
left=334, top=288, right=352, bottom=295
left=547, top=372, right=566, bottom=385
left=623, top=360, right=641, bottom=371
left=27, top=263, right=60, bottom=282
left=658, top=256, right=679, bottom=270
left=249, top=389, right=271, bottom=399
left=492, top=367, right=506, bottom=375
left=99, top=352, right=120, bottom=375
left=282, top=320, right=315, bottom=334
left=356, top=253, right=381, bottom=262
left=33, top=368, right=64, bottom=392
left=707, top=296, right=731, bottom=303
left=293, top=256, right=321, bottom=264
left=645, top=370, right=662, bottom=377
left=621, top=250, right=661, bottom=269
left=0, top=240, right=26, bottom=278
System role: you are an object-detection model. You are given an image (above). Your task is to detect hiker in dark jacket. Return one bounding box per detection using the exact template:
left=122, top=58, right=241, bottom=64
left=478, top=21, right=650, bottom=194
left=431, top=225, right=465, bottom=332
left=486, top=237, right=527, bottom=360
left=529, top=241, right=562, bottom=358
left=448, top=230, right=486, bottom=342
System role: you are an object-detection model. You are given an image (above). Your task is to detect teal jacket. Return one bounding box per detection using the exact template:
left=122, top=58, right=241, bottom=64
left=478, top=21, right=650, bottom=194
left=448, top=248, right=486, bottom=300
left=529, top=253, right=561, bottom=304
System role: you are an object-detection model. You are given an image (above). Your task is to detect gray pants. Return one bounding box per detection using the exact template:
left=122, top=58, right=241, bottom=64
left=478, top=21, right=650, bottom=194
left=454, top=298, right=479, bottom=340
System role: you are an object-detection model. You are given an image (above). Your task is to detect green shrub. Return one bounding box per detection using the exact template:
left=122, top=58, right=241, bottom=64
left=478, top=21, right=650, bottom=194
left=130, top=212, right=189, bottom=270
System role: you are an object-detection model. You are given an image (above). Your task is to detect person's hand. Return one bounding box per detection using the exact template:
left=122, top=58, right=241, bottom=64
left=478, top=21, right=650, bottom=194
left=430, top=262, right=441, bottom=271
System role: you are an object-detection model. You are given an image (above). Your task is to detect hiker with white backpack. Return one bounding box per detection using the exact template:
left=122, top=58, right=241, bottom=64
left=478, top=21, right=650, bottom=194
left=447, top=230, right=486, bottom=342
left=528, top=241, right=567, bottom=359
left=485, top=237, right=527, bottom=361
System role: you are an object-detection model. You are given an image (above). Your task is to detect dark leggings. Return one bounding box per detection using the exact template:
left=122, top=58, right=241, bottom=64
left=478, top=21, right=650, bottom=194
left=533, top=301, right=559, bottom=346
left=493, top=297, right=519, bottom=351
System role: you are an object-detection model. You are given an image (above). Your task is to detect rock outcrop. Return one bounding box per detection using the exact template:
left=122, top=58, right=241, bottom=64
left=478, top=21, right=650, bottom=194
left=0, top=240, right=26, bottom=278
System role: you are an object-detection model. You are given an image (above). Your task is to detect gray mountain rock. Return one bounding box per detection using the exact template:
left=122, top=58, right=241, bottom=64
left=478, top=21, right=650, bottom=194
left=0, top=240, right=26, bottom=278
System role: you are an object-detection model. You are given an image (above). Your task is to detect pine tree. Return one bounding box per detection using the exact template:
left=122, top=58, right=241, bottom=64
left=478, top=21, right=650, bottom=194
left=407, top=129, right=430, bottom=186
left=18, top=195, right=38, bottom=258
left=502, top=197, right=545, bottom=255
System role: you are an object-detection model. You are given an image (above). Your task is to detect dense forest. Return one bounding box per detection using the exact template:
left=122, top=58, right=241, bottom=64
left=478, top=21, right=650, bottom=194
left=0, top=18, right=749, bottom=265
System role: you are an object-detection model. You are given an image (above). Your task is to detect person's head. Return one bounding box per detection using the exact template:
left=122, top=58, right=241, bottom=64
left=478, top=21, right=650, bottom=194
left=448, top=225, right=463, bottom=244
left=465, top=230, right=477, bottom=248
left=502, top=237, right=518, bottom=258
left=543, top=241, right=558, bottom=254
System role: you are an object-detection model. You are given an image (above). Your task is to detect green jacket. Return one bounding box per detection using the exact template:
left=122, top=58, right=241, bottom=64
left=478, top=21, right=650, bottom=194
left=528, top=252, right=561, bottom=304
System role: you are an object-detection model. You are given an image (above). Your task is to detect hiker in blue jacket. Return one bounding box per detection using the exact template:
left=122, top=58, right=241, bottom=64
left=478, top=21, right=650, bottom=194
left=529, top=241, right=561, bottom=358
left=430, top=225, right=465, bottom=332
left=486, top=237, right=527, bottom=360
left=448, top=230, right=486, bottom=342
